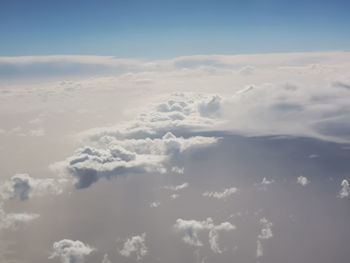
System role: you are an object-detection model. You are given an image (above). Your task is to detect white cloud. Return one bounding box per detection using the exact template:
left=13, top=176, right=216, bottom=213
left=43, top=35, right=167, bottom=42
left=119, top=233, right=148, bottom=260
left=3, top=52, right=350, bottom=144
left=203, top=187, right=237, bottom=200
left=174, top=218, right=235, bottom=253
left=256, top=240, right=263, bottom=258
left=0, top=202, right=40, bottom=231
left=261, top=178, right=274, bottom=185
left=162, top=182, right=189, bottom=192
left=170, top=194, right=179, bottom=200
left=149, top=201, right=160, bottom=208
left=297, top=176, right=309, bottom=186
left=171, top=166, right=184, bottom=174
left=339, top=179, right=349, bottom=198
left=208, top=222, right=236, bottom=254
left=50, top=239, right=94, bottom=263
left=256, top=218, right=273, bottom=258
left=0, top=173, right=65, bottom=201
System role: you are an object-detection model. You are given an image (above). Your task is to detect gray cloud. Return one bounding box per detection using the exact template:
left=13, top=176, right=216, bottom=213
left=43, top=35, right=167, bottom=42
left=0, top=173, right=64, bottom=201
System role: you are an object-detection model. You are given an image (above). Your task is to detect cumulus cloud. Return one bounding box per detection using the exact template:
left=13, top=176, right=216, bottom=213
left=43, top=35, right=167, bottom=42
left=0, top=173, right=64, bottom=201
left=297, top=176, right=309, bottom=186
left=203, top=187, right=237, bottom=200
left=49, top=239, right=94, bottom=263
left=339, top=179, right=349, bottom=198
left=174, top=218, right=235, bottom=253
left=119, top=233, right=148, bottom=260
left=256, top=218, right=273, bottom=258
left=52, top=93, right=221, bottom=188
left=56, top=133, right=216, bottom=189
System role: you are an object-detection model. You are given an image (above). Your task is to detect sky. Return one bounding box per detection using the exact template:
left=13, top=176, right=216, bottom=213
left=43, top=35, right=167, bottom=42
left=1, top=1, right=350, bottom=263
left=1, top=0, right=350, bottom=57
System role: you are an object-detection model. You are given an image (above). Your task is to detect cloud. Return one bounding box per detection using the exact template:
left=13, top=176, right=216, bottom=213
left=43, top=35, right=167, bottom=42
left=339, top=179, right=349, bottom=198
left=208, top=222, right=236, bottom=254
left=162, top=182, right=189, bottom=192
left=0, top=173, right=64, bottom=201
left=4, top=52, right=350, bottom=143
left=170, top=194, right=179, bottom=200
left=174, top=218, right=235, bottom=253
left=56, top=133, right=217, bottom=189
left=256, top=218, right=273, bottom=258
left=171, top=166, right=184, bottom=174
left=149, top=201, right=161, bottom=208
left=297, top=176, right=309, bottom=186
left=203, top=187, right=237, bottom=200
left=49, top=239, right=94, bottom=263
left=52, top=93, right=220, bottom=188
left=0, top=203, right=40, bottom=231
left=101, top=254, right=111, bottom=263
left=119, top=233, right=148, bottom=260
left=261, top=178, right=274, bottom=186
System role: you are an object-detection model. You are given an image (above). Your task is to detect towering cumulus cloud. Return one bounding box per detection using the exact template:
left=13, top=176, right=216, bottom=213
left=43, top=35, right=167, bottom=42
left=54, top=93, right=221, bottom=188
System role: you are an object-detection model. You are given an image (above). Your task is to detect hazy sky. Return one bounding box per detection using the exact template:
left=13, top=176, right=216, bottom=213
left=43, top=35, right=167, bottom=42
left=1, top=1, right=350, bottom=263
left=1, top=0, right=350, bottom=57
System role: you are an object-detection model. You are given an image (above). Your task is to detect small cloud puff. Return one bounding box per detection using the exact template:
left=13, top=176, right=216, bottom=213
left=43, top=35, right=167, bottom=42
left=149, top=201, right=161, bottom=208
left=339, top=179, right=349, bottom=198
left=119, top=233, right=148, bottom=260
left=49, top=239, right=94, bottom=263
left=297, top=176, right=309, bottom=186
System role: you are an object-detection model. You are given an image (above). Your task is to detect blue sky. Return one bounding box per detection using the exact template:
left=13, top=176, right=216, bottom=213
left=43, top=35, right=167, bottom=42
left=0, top=0, right=349, bottom=58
